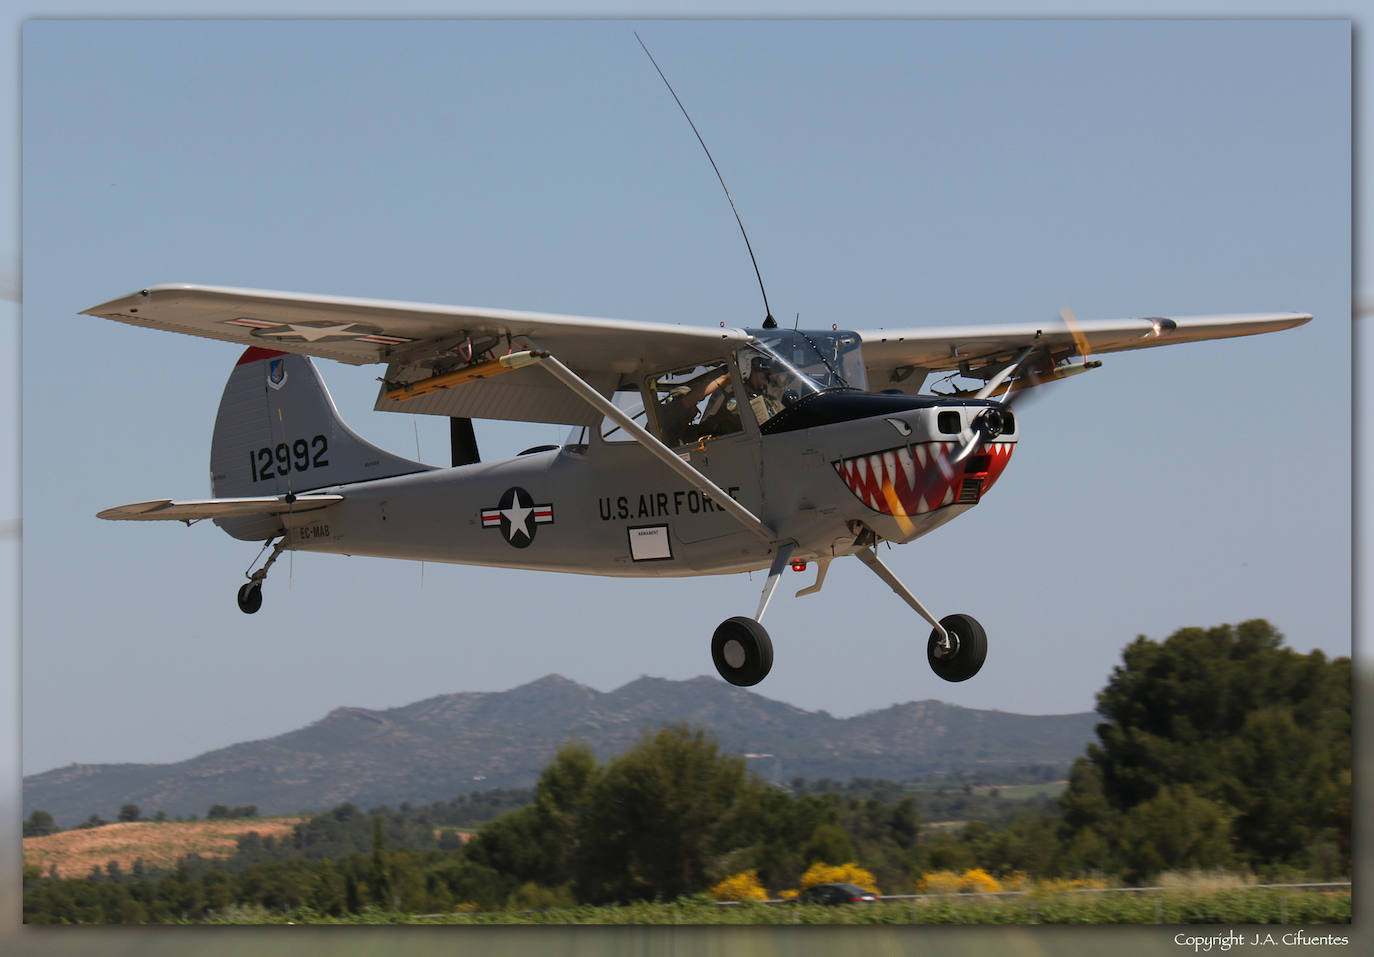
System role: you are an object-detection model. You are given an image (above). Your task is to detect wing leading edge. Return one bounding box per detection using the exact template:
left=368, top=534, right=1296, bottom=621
left=858, top=312, right=1312, bottom=392
left=97, top=494, right=343, bottom=523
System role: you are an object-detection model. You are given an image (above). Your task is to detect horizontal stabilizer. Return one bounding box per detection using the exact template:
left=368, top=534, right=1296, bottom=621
left=97, top=494, right=342, bottom=523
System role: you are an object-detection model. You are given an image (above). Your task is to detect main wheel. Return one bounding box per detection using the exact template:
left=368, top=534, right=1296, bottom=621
left=927, top=613, right=986, bottom=682
left=236, top=581, right=263, bottom=615
left=711, top=616, right=774, bottom=687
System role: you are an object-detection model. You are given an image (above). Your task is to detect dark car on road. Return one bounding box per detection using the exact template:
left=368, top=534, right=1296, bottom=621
left=797, top=883, right=879, bottom=904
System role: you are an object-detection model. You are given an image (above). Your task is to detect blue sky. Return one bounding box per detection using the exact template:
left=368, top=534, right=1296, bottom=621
left=16, top=18, right=1351, bottom=781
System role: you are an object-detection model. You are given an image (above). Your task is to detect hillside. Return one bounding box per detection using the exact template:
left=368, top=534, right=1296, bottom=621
left=24, top=674, right=1096, bottom=826
left=22, top=817, right=306, bottom=880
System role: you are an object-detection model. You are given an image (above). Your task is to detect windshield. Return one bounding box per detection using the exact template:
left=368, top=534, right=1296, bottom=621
left=742, top=329, right=867, bottom=393
left=736, top=329, right=866, bottom=427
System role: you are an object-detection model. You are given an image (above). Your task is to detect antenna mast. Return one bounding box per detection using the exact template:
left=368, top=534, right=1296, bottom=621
left=635, top=33, right=776, bottom=329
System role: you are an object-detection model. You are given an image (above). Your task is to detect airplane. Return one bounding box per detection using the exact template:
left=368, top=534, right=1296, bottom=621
left=84, top=283, right=1310, bottom=687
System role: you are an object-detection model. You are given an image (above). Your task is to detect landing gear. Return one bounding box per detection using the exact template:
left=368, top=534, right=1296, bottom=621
left=927, top=613, right=987, bottom=682
left=236, top=537, right=288, bottom=615
left=711, top=542, right=792, bottom=686
left=712, top=616, right=774, bottom=687
left=236, top=581, right=263, bottom=615
left=853, top=545, right=990, bottom=683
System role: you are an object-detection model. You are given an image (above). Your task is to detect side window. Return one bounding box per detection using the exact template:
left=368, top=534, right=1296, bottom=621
left=649, top=363, right=743, bottom=447
left=600, top=388, right=647, bottom=443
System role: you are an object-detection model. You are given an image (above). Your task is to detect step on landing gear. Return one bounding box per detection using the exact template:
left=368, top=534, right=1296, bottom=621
left=854, top=545, right=988, bottom=683
left=236, top=537, right=288, bottom=615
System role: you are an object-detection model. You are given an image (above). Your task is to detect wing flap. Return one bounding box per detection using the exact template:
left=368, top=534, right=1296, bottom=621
left=860, top=312, right=1311, bottom=390
left=97, top=494, right=343, bottom=522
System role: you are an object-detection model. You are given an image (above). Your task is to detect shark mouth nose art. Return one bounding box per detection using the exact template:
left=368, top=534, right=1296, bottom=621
left=833, top=442, right=1014, bottom=516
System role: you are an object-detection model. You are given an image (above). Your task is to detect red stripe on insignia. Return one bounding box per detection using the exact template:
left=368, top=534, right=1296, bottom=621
left=237, top=347, right=287, bottom=366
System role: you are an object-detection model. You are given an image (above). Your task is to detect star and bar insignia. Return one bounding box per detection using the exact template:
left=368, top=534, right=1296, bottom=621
left=225, top=316, right=412, bottom=346
left=481, top=487, right=554, bottom=548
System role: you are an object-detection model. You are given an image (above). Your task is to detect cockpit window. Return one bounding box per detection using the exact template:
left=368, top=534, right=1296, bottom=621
left=735, top=329, right=867, bottom=428
left=600, top=388, right=648, bottom=443
left=648, top=363, right=745, bottom=447
left=743, top=329, right=868, bottom=393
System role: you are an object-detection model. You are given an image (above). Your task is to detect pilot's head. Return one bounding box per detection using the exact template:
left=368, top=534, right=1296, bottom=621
left=748, top=356, right=774, bottom=388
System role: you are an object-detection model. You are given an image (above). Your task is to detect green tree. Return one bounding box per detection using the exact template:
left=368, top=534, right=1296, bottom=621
left=369, top=814, right=392, bottom=908
left=465, top=741, right=603, bottom=891
left=1058, top=620, right=1350, bottom=877
left=118, top=804, right=141, bottom=823
left=23, top=809, right=57, bottom=837
left=574, top=724, right=770, bottom=903
left=802, top=823, right=855, bottom=866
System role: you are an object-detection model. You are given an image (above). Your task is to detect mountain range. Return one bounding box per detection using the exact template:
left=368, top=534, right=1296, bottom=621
left=23, top=674, right=1097, bottom=826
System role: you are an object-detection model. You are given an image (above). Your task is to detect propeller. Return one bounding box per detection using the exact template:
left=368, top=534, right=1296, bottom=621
left=947, top=361, right=1038, bottom=470
left=946, top=306, right=1095, bottom=469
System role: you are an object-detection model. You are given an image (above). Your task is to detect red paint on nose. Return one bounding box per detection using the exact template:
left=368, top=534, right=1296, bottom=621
left=976, top=442, right=1014, bottom=495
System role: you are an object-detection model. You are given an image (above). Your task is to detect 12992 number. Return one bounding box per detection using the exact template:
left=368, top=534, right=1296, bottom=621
left=249, top=435, right=329, bottom=483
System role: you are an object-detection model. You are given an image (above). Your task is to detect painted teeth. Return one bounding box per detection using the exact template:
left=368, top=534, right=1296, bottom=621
left=896, top=447, right=916, bottom=487
left=834, top=441, right=1016, bottom=517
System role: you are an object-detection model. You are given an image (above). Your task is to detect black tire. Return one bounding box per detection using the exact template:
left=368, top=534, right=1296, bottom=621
left=927, top=613, right=986, bottom=682
left=237, top=582, right=263, bottom=615
left=711, top=616, right=774, bottom=687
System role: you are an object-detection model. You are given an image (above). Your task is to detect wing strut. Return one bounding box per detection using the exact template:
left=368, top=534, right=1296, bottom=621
left=501, top=350, right=780, bottom=546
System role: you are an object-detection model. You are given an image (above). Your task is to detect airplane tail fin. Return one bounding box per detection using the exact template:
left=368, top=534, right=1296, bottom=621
left=211, top=347, right=430, bottom=539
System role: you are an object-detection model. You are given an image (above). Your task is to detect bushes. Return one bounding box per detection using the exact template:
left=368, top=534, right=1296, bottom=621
left=708, top=871, right=768, bottom=902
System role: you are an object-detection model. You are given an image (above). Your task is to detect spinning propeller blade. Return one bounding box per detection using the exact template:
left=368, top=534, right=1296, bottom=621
left=949, top=304, right=1091, bottom=466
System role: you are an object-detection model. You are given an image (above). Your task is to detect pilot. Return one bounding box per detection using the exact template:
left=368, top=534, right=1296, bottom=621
left=658, top=366, right=732, bottom=446
left=744, top=356, right=782, bottom=421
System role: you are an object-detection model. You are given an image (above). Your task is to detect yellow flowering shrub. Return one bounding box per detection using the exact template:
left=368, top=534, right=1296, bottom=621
left=1030, top=876, right=1108, bottom=896
left=916, top=870, right=961, bottom=894
left=916, top=868, right=1003, bottom=894
left=1000, top=871, right=1032, bottom=891
left=798, top=862, right=880, bottom=894
left=961, top=868, right=1001, bottom=893
left=708, top=869, right=769, bottom=902
left=778, top=888, right=799, bottom=900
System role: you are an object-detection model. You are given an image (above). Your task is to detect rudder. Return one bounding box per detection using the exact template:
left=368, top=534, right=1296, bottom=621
left=211, top=348, right=430, bottom=538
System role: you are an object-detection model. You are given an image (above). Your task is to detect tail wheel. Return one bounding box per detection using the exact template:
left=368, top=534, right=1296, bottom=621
left=711, top=616, right=774, bottom=687
left=236, top=582, right=263, bottom=615
left=927, top=613, right=986, bottom=682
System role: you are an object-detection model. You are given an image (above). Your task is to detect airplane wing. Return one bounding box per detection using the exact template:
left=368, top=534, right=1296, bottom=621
left=83, top=284, right=752, bottom=426
left=97, top=494, right=342, bottom=522
left=858, top=312, right=1312, bottom=392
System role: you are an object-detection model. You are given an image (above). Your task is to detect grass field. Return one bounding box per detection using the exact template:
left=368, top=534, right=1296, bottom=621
left=22, top=817, right=306, bottom=879
left=200, top=887, right=1352, bottom=925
